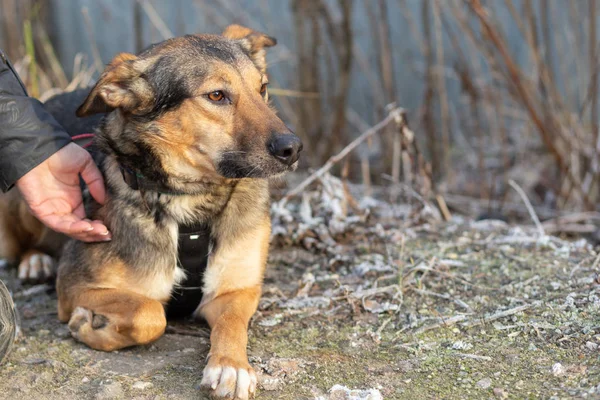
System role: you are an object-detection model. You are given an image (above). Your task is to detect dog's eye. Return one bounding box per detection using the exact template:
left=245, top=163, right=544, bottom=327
left=260, top=83, right=268, bottom=95
left=207, top=91, right=225, bottom=102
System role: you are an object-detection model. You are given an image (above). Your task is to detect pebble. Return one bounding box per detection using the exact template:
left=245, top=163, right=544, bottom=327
left=476, top=378, right=492, bottom=389
left=95, top=382, right=123, bottom=399
left=586, top=341, right=598, bottom=351
left=132, top=381, right=153, bottom=390
left=260, top=376, right=283, bottom=391
left=53, top=326, right=71, bottom=339
left=182, top=348, right=195, bottom=353
left=551, top=363, right=565, bottom=377
left=493, top=388, right=508, bottom=398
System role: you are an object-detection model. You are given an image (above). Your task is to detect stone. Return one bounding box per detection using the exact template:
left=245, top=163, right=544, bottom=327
left=132, top=381, right=153, bottom=390
left=95, top=382, right=123, bottom=399
left=476, top=378, right=492, bottom=389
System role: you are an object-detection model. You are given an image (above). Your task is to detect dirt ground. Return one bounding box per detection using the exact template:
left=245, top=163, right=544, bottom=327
left=1, top=179, right=600, bottom=399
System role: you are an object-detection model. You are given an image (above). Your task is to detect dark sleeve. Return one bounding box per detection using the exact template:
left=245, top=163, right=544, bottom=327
left=0, top=49, right=71, bottom=192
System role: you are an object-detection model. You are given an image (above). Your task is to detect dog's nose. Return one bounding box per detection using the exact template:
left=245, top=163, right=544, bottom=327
left=268, top=134, right=303, bottom=166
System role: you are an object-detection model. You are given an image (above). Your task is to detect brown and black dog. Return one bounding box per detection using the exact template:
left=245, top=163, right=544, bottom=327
left=0, top=25, right=302, bottom=399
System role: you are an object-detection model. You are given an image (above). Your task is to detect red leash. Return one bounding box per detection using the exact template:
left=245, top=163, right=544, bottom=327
left=71, top=133, right=95, bottom=149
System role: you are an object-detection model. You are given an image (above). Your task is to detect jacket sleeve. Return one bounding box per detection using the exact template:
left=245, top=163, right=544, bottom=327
left=0, top=49, right=71, bottom=192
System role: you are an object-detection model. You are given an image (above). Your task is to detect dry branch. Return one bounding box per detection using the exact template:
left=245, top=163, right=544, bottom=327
left=461, top=303, right=537, bottom=328
left=508, top=179, right=545, bottom=236
left=284, top=108, right=404, bottom=200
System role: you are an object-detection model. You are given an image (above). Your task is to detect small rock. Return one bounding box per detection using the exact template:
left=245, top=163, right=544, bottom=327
left=550, top=282, right=562, bottom=290
left=95, top=382, right=123, bottom=400
left=586, top=341, right=598, bottom=351
left=493, top=388, right=508, bottom=398
left=22, top=357, right=46, bottom=365
left=260, top=376, right=283, bottom=391
left=328, top=385, right=383, bottom=400
left=258, top=314, right=283, bottom=327
left=21, top=307, right=36, bottom=319
left=397, top=360, right=414, bottom=373
left=182, top=348, right=195, bottom=353
left=552, top=363, right=565, bottom=376
left=476, top=378, right=492, bottom=389
left=53, top=326, right=71, bottom=339
left=452, top=340, right=473, bottom=350
left=132, top=381, right=153, bottom=390
left=82, top=377, right=90, bottom=383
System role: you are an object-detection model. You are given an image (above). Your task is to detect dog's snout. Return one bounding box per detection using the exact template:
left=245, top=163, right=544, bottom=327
left=268, top=134, right=303, bottom=166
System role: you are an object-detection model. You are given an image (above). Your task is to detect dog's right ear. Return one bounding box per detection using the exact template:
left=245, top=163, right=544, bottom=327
left=222, top=24, right=276, bottom=74
left=77, top=53, right=153, bottom=117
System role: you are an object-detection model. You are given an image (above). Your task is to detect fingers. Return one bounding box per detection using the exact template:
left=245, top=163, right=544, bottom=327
left=79, top=152, right=106, bottom=205
left=40, top=214, right=111, bottom=242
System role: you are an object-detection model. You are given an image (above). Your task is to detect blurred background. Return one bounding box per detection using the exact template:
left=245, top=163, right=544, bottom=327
left=1, top=0, right=599, bottom=221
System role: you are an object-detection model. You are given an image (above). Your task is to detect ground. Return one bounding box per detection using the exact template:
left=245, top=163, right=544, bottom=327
left=1, top=177, right=600, bottom=399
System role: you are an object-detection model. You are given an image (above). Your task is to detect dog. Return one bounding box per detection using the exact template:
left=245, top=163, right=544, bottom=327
left=0, top=25, right=302, bottom=399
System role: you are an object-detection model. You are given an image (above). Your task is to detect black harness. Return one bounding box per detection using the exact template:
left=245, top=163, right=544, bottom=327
left=169, top=222, right=211, bottom=319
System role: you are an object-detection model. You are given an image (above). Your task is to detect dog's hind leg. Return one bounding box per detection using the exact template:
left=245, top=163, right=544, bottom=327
left=0, top=190, right=65, bottom=283
left=63, top=288, right=166, bottom=351
left=17, top=249, right=55, bottom=282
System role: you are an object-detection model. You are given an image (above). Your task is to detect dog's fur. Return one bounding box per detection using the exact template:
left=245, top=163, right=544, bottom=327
left=0, top=25, right=301, bottom=399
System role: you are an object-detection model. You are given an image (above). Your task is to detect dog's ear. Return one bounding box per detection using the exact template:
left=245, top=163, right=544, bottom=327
left=77, top=53, right=153, bottom=117
left=222, top=24, right=277, bottom=73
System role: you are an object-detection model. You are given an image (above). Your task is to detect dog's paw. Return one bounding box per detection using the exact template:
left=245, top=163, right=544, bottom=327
left=68, top=307, right=93, bottom=341
left=200, top=355, right=257, bottom=399
left=68, top=306, right=108, bottom=336
left=17, top=251, right=54, bottom=283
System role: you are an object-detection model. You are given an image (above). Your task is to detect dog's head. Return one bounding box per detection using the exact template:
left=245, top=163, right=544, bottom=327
left=77, top=25, right=302, bottom=190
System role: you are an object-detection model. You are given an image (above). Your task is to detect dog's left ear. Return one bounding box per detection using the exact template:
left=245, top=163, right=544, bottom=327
left=222, top=24, right=277, bottom=73
left=76, top=53, right=153, bottom=117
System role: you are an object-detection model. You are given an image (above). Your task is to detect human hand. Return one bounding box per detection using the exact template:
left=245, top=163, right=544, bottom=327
left=16, top=142, right=111, bottom=242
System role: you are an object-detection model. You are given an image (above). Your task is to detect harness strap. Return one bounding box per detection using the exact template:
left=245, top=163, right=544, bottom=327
left=167, top=223, right=211, bottom=319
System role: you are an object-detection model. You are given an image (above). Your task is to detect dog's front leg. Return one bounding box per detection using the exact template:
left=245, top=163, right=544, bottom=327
left=199, top=286, right=261, bottom=399
left=196, top=216, right=270, bottom=399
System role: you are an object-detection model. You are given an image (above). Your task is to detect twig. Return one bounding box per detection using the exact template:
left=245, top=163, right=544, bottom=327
left=23, top=19, right=37, bottom=98
left=411, top=287, right=473, bottom=312
left=452, top=353, right=492, bottom=361
left=406, top=264, right=497, bottom=291
left=508, top=179, right=545, bottom=237
left=268, top=88, right=320, bottom=98
left=81, top=7, right=104, bottom=75
left=591, top=252, right=600, bottom=270
left=13, top=284, right=52, bottom=299
left=415, top=314, right=470, bottom=334
left=284, top=108, right=402, bottom=199
left=376, top=316, right=394, bottom=336
left=436, top=194, right=452, bottom=221
left=461, top=303, right=537, bottom=328
left=136, top=0, right=174, bottom=40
